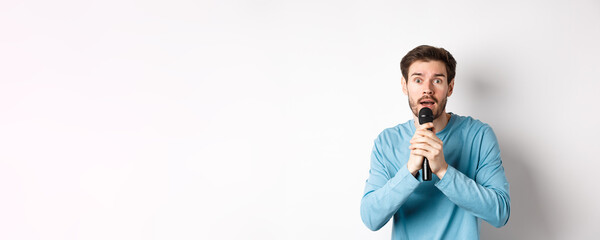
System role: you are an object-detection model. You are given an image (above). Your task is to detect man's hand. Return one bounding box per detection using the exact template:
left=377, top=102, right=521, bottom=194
left=407, top=122, right=449, bottom=179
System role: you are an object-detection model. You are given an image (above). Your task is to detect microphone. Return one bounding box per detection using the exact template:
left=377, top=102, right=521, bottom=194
left=418, top=107, right=433, bottom=181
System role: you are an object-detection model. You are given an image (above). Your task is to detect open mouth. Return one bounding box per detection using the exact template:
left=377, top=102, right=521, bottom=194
left=419, top=99, right=436, bottom=108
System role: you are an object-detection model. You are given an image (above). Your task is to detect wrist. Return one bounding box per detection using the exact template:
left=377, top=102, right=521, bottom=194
left=407, top=163, right=419, bottom=176
left=435, top=163, right=448, bottom=179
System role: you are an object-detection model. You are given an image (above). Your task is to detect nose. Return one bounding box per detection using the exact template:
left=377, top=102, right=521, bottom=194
left=423, top=81, right=433, bottom=95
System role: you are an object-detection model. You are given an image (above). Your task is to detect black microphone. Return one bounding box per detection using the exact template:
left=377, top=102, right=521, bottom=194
left=418, top=107, right=433, bottom=181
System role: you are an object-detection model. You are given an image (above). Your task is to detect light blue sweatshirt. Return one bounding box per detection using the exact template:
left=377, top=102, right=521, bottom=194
left=360, top=114, right=510, bottom=239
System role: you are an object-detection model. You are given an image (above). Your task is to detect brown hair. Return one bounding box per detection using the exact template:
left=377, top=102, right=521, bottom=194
left=400, top=45, right=456, bottom=83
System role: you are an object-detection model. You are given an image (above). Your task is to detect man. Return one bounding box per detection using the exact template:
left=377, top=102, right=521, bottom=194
left=360, top=45, right=510, bottom=239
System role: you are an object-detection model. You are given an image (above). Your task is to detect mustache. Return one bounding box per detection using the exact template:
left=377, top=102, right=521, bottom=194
left=418, top=96, right=438, bottom=103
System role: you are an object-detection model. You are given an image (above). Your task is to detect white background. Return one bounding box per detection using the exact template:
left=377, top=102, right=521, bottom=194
left=1, top=0, right=599, bottom=239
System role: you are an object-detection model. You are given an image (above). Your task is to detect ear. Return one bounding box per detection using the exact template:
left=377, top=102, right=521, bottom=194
left=447, top=79, right=455, bottom=97
left=401, top=77, right=408, bottom=95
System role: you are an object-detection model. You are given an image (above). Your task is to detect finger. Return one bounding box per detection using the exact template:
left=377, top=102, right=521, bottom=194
left=410, top=143, right=441, bottom=159
left=410, top=149, right=430, bottom=157
left=411, top=136, right=442, bottom=147
left=417, top=122, right=434, bottom=130
left=414, top=129, right=437, bottom=138
left=412, top=131, right=442, bottom=143
left=410, top=137, right=443, bottom=149
left=412, top=149, right=437, bottom=162
left=410, top=149, right=435, bottom=160
left=408, top=143, right=432, bottom=151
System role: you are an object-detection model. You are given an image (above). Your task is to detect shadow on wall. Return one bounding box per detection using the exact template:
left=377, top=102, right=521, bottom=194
left=462, top=68, right=554, bottom=240
left=480, top=136, right=554, bottom=240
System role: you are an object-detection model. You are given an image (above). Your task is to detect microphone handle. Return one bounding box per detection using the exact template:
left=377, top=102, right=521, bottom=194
left=423, top=158, right=432, bottom=181
left=422, top=127, right=433, bottom=181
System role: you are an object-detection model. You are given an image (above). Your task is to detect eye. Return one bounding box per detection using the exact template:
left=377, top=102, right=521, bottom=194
left=415, top=78, right=422, bottom=83
left=433, top=79, right=442, bottom=84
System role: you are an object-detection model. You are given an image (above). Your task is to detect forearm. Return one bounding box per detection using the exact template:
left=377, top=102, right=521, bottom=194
left=360, top=166, right=420, bottom=231
left=435, top=166, right=510, bottom=227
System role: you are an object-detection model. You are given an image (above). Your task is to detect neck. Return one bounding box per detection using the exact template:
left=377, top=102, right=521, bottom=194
left=414, top=112, right=451, bottom=133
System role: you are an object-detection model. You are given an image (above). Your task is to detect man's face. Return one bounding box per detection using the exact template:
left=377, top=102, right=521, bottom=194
left=401, top=60, right=454, bottom=119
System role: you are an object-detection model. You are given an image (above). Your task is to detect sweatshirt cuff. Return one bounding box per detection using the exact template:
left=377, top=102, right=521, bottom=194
left=434, top=165, right=457, bottom=190
left=389, top=165, right=421, bottom=189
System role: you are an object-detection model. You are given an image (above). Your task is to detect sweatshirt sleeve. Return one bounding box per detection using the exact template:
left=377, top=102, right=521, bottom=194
left=360, top=136, right=420, bottom=231
left=434, top=126, right=511, bottom=228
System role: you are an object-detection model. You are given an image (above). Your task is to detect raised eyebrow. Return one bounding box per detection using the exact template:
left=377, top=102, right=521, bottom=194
left=410, top=73, right=423, bottom=77
left=433, top=73, right=447, bottom=78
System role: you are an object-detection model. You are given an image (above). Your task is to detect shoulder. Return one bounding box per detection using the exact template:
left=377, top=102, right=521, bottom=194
left=374, top=120, right=413, bottom=146
left=451, top=114, right=494, bottom=134
left=451, top=114, right=499, bottom=146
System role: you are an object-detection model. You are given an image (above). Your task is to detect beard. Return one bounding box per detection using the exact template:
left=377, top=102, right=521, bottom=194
left=408, top=95, right=448, bottom=120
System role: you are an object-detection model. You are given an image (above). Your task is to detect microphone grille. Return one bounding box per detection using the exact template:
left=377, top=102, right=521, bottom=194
left=418, top=107, right=434, bottom=124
